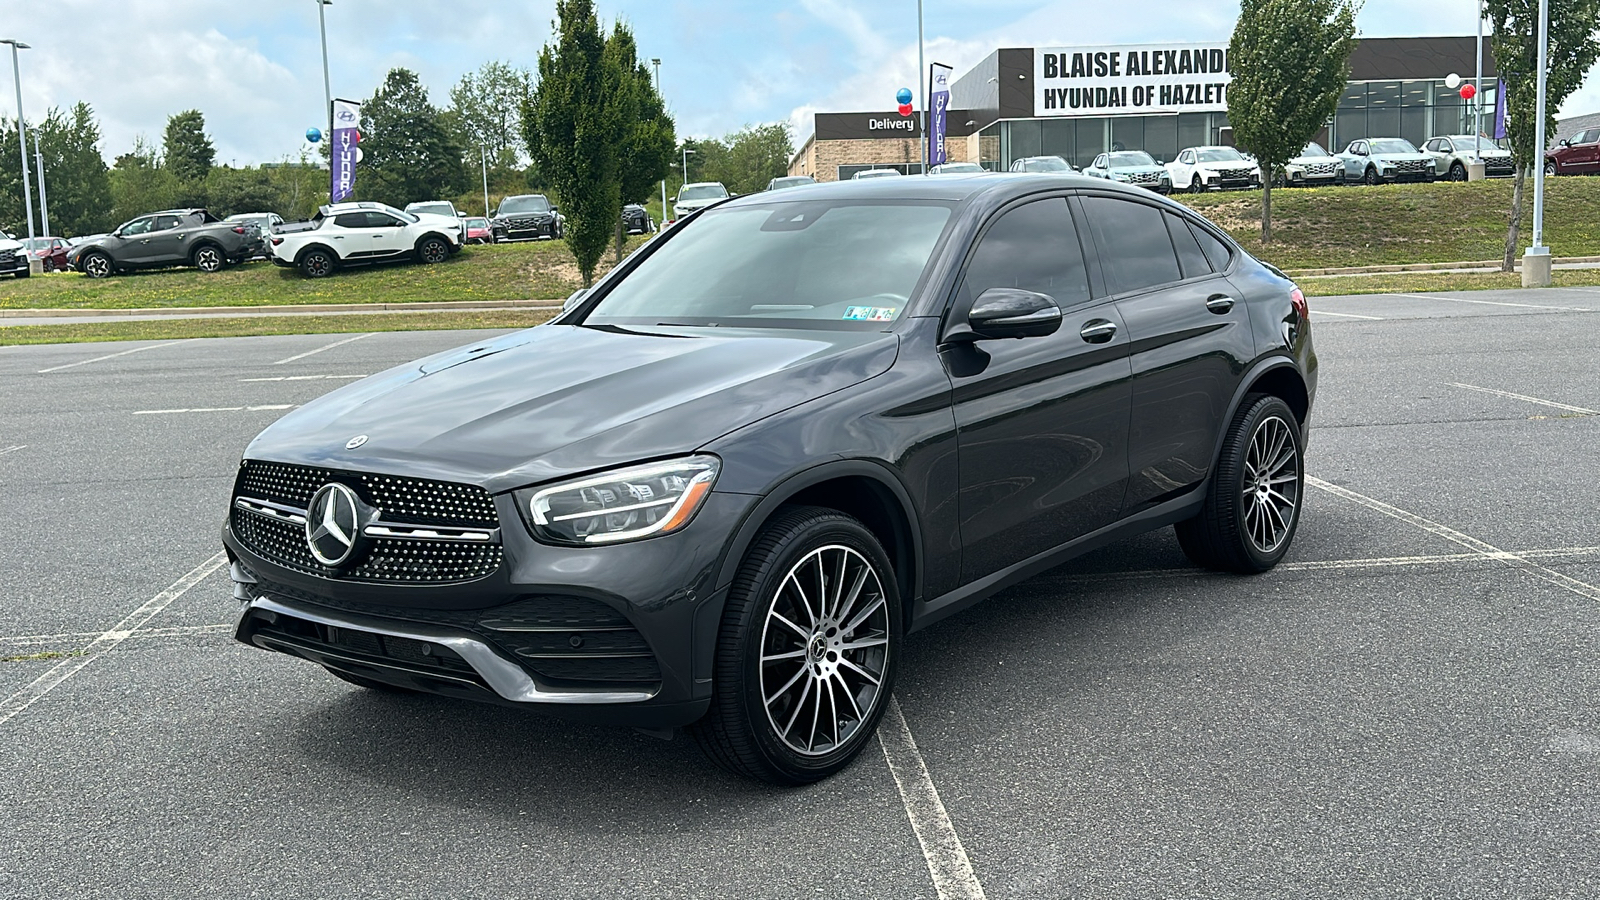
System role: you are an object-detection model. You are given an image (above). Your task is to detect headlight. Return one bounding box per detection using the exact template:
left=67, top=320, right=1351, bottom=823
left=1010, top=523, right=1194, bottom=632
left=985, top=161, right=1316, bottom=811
left=1112, top=173, right=1132, bottom=182
left=518, top=455, right=720, bottom=545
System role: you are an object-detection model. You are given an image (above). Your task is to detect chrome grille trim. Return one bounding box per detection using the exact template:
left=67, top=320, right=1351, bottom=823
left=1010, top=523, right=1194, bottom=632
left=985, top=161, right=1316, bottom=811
left=235, top=496, right=308, bottom=525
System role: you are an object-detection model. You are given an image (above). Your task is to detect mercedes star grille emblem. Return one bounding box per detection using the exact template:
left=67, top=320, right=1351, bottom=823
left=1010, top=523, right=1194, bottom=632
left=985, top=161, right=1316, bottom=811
left=306, top=483, right=361, bottom=566
left=345, top=434, right=368, bottom=450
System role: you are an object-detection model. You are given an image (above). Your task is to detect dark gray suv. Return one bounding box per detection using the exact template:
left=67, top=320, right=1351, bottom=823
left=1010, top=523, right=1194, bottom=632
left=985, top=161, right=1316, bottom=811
left=68, top=209, right=261, bottom=278
left=225, top=174, right=1316, bottom=784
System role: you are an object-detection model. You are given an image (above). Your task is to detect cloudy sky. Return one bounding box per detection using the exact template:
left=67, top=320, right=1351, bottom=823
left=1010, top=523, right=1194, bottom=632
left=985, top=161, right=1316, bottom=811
left=4, top=0, right=1597, bottom=165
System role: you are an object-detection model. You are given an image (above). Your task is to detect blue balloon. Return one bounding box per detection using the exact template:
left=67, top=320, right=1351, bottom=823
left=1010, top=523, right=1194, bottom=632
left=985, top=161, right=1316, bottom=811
left=306, top=127, right=323, bottom=143
left=896, top=87, right=913, bottom=105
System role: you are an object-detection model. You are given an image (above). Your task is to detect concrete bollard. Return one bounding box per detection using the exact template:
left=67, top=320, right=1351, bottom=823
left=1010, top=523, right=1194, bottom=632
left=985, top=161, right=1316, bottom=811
left=1466, top=162, right=1488, bottom=182
left=1521, top=246, right=1552, bottom=287
left=28, top=258, right=42, bottom=275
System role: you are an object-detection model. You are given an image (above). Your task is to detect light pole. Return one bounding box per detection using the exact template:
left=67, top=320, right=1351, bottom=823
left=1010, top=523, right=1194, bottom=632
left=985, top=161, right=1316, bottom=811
left=1524, top=0, right=1551, bottom=287
left=916, top=0, right=927, bottom=174
left=481, top=146, right=491, bottom=217
left=33, top=126, right=49, bottom=238
left=315, top=1, right=333, bottom=145
left=1473, top=0, right=1484, bottom=165
left=652, top=58, right=665, bottom=223
left=2, top=38, right=36, bottom=251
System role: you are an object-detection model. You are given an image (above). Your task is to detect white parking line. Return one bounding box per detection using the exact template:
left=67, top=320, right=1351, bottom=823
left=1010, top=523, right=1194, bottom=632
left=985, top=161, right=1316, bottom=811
left=271, top=332, right=374, bottom=365
left=1034, top=546, right=1600, bottom=586
left=0, top=444, right=24, bottom=457
left=1311, top=310, right=1385, bottom=320
left=239, top=374, right=368, bottom=382
left=0, top=624, right=230, bottom=649
left=133, top=404, right=295, bottom=415
left=879, top=696, right=987, bottom=900
left=1306, top=476, right=1600, bottom=602
left=1445, top=382, right=1598, bottom=415
left=1391, top=292, right=1593, bottom=312
left=0, top=552, right=228, bottom=727
left=36, top=340, right=189, bottom=373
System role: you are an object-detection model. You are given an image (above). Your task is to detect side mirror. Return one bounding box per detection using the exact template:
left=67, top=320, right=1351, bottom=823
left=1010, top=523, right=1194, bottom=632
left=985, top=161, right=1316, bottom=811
left=947, top=288, right=1062, bottom=342
left=550, top=206, right=559, bottom=213
left=1560, top=139, right=1570, bottom=147
left=562, top=288, right=588, bottom=311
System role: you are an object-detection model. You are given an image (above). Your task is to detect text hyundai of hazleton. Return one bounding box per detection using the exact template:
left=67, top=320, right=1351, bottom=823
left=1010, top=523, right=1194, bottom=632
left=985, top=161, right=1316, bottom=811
left=225, top=175, right=1317, bottom=784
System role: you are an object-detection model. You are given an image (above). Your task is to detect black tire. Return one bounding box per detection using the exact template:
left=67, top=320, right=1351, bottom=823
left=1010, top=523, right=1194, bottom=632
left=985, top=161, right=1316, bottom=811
left=299, top=248, right=335, bottom=278
left=82, top=251, right=113, bottom=279
left=324, top=667, right=416, bottom=694
left=1188, top=176, right=1205, bottom=194
left=417, top=235, right=450, bottom=264
left=192, top=244, right=225, bottom=273
left=1364, top=165, right=1383, bottom=186
left=42, top=258, right=55, bottom=273
left=1334, top=169, right=1347, bottom=186
left=690, top=506, right=901, bottom=785
left=1176, top=394, right=1304, bottom=574
left=15, top=266, right=29, bottom=279
left=1449, top=162, right=1467, bottom=182
left=1545, top=161, right=1558, bottom=177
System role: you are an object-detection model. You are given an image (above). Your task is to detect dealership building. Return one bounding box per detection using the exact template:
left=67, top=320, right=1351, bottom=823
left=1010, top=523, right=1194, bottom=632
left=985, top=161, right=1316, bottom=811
left=789, top=37, right=1498, bottom=181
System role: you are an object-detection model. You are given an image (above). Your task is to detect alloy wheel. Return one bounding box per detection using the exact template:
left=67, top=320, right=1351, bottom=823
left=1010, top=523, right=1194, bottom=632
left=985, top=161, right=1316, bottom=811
left=758, top=544, right=890, bottom=757
left=302, top=253, right=332, bottom=278
left=420, top=239, right=448, bottom=263
left=195, top=247, right=223, bottom=272
left=85, top=254, right=111, bottom=278
left=1240, top=414, right=1300, bottom=555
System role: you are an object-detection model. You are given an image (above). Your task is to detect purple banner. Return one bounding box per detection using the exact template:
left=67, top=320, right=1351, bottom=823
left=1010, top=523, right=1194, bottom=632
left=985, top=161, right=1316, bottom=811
left=1494, top=79, right=1507, bottom=141
left=330, top=99, right=360, bottom=203
left=928, top=63, right=952, bottom=168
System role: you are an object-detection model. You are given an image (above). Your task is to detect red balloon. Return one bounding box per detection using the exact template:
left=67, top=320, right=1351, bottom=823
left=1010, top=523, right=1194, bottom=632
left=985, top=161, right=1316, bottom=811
left=898, top=103, right=913, bottom=117
left=1459, top=83, right=1477, bottom=100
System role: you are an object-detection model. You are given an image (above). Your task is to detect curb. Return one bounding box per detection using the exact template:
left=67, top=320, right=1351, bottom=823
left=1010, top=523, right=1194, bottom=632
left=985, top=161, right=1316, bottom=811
left=0, top=299, right=565, bottom=319
left=1286, top=255, right=1600, bottom=277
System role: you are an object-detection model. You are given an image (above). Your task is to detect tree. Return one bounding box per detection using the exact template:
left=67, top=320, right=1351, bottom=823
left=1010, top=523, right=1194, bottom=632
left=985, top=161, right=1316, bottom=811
left=361, top=68, right=470, bottom=208
left=1486, top=0, right=1600, bottom=271
left=163, top=110, right=215, bottom=185
left=524, top=0, right=626, bottom=286
left=710, top=123, right=792, bottom=195
left=1226, top=0, right=1357, bottom=243
left=110, top=136, right=180, bottom=226
left=448, top=60, right=535, bottom=167
left=33, top=103, right=115, bottom=236
left=606, top=23, right=676, bottom=261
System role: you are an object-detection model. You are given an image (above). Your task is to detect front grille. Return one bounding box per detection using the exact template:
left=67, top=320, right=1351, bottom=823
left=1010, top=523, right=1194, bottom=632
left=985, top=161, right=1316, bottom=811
left=1129, top=171, right=1159, bottom=184
left=250, top=582, right=661, bottom=688
left=1304, top=162, right=1338, bottom=176
left=1220, top=167, right=1255, bottom=180
left=1395, top=159, right=1429, bottom=174
left=231, top=459, right=503, bottom=584
left=0, top=250, right=15, bottom=265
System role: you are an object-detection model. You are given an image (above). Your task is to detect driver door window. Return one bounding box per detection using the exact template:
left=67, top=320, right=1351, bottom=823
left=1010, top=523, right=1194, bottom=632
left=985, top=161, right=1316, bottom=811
left=120, top=217, right=155, bottom=237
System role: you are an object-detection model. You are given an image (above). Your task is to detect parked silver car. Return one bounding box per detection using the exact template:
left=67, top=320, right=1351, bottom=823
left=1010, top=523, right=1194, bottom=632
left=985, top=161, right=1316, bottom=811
left=1278, top=142, right=1343, bottom=187
left=1336, top=138, right=1437, bottom=185
left=1421, top=134, right=1514, bottom=180
left=1008, top=155, right=1077, bottom=174
left=1083, top=151, right=1171, bottom=193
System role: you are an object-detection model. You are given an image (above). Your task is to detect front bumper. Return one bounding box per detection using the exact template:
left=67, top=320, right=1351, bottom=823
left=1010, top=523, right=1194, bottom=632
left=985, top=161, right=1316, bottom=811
left=493, top=219, right=559, bottom=241
left=224, top=487, right=758, bottom=727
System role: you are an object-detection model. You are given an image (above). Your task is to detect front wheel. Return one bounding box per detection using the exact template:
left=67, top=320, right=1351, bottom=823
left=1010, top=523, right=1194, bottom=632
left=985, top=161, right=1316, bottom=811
left=691, top=506, right=900, bottom=785
left=1449, top=162, right=1467, bottom=182
left=83, top=251, right=113, bottom=279
left=1364, top=166, right=1383, bottom=186
left=417, top=236, right=450, bottom=264
left=1545, top=161, right=1558, bottom=177
left=1175, top=394, right=1304, bottom=573
left=1188, top=176, right=1205, bottom=194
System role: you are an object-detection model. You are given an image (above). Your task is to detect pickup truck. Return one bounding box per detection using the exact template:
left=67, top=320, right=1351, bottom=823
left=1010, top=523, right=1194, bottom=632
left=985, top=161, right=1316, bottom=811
left=67, top=209, right=262, bottom=278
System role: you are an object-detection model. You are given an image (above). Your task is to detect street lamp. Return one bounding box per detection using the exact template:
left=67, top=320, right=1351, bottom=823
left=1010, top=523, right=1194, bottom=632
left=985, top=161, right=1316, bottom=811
left=916, top=0, right=927, bottom=174
left=1, top=38, right=36, bottom=250
left=681, top=146, right=696, bottom=185
left=33, top=126, right=49, bottom=238
left=653, top=58, right=665, bottom=223
left=1524, top=0, right=1551, bottom=287
left=315, top=1, right=333, bottom=145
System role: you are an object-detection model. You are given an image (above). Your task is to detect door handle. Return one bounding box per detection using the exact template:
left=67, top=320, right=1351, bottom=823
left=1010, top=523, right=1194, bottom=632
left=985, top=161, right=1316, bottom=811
left=1205, top=294, right=1236, bottom=314
left=1079, top=319, right=1117, bottom=343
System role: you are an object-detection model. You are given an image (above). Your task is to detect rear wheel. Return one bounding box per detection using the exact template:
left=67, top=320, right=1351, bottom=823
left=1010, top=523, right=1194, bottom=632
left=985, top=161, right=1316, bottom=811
left=192, top=244, right=224, bottom=273
left=1176, top=394, right=1304, bottom=574
left=299, top=248, right=335, bottom=278
left=417, top=236, right=450, bottom=264
left=691, top=506, right=900, bottom=785
left=83, top=251, right=113, bottom=279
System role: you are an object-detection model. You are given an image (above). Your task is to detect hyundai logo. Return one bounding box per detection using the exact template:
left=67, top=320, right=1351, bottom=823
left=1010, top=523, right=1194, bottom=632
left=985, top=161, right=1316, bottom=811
left=306, top=483, right=361, bottom=566
left=337, top=108, right=357, bottom=122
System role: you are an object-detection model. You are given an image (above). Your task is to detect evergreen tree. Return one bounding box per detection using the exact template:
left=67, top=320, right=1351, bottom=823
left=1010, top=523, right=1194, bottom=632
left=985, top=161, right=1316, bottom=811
left=1226, top=0, right=1357, bottom=243
left=361, top=68, right=470, bottom=208
left=162, top=109, right=216, bottom=185
left=1486, top=0, right=1600, bottom=270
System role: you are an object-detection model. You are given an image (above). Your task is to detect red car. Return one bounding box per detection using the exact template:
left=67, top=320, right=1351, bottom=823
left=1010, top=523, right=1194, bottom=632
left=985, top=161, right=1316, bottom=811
left=1547, top=127, right=1600, bottom=175
left=463, top=216, right=492, bottom=245
left=24, top=236, right=70, bottom=272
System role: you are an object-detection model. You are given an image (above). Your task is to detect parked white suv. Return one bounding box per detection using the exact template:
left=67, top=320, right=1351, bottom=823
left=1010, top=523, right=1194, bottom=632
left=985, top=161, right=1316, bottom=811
left=672, top=182, right=730, bottom=221
left=1166, top=146, right=1263, bottom=193
left=269, top=202, right=463, bottom=278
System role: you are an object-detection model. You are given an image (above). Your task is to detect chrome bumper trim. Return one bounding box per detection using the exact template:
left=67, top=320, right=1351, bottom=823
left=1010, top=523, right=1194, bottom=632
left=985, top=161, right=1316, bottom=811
left=241, top=594, right=657, bottom=705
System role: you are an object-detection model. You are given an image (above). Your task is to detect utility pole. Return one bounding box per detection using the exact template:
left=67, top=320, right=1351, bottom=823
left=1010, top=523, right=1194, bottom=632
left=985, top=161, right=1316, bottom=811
left=1523, top=0, right=1551, bottom=287
left=1474, top=0, right=1484, bottom=163
left=2, top=38, right=36, bottom=252
left=653, top=58, right=665, bottom=225
left=33, top=127, right=48, bottom=238
left=316, top=1, right=333, bottom=143
left=916, top=0, right=927, bottom=174
left=481, top=146, right=491, bottom=217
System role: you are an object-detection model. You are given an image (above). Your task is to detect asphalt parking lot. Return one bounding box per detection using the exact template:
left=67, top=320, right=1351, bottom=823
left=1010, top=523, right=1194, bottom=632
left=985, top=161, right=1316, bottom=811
left=2, top=286, right=1598, bottom=898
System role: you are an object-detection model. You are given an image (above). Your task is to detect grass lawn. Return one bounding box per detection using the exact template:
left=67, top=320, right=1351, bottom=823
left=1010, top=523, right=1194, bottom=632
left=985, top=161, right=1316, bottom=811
left=0, top=309, right=557, bottom=346
left=1176, top=176, right=1600, bottom=271
left=0, top=238, right=645, bottom=311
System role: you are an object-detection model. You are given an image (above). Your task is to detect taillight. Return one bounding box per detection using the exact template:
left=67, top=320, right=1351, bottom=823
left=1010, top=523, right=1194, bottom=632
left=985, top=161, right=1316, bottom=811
left=1290, top=286, right=1308, bottom=319
left=271, top=237, right=284, bottom=246
left=232, top=226, right=247, bottom=234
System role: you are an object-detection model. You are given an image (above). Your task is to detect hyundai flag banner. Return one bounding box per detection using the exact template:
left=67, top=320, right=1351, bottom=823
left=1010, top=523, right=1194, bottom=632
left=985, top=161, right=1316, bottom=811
left=330, top=98, right=361, bottom=203
left=928, top=63, right=953, bottom=168
left=1493, top=79, right=1507, bottom=141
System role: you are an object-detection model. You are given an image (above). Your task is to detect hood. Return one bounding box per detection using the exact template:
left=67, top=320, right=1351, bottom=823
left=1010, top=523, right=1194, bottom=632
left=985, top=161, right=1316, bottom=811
left=1109, top=165, right=1167, bottom=176
left=675, top=198, right=722, bottom=212
left=1288, top=155, right=1336, bottom=166
left=1194, top=160, right=1257, bottom=171
left=244, top=323, right=899, bottom=493
left=0, top=236, right=21, bottom=252
left=1370, top=151, right=1432, bottom=162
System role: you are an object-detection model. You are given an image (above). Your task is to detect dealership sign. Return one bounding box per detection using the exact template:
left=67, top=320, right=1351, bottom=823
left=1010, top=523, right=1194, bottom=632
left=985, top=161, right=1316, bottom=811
left=1035, top=43, right=1232, bottom=117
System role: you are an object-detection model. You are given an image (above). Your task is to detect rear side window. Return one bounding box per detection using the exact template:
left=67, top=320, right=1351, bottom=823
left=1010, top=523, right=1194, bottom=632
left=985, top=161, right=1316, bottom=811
left=959, top=198, right=1091, bottom=310
left=1166, top=213, right=1211, bottom=280
left=1189, top=222, right=1234, bottom=272
left=1082, top=196, right=1181, bottom=295
left=334, top=213, right=369, bottom=229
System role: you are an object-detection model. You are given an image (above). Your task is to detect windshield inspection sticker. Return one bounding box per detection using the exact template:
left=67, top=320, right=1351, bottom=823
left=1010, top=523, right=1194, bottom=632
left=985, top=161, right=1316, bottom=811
left=844, top=306, right=898, bottom=321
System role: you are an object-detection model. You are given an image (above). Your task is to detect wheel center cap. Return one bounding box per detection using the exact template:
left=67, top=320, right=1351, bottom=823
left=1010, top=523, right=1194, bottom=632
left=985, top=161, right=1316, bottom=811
left=808, top=634, right=828, bottom=663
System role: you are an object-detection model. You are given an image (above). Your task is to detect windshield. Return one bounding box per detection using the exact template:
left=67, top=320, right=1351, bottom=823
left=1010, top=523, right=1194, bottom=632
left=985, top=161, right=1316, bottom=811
left=1196, top=148, right=1245, bottom=163
left=23, top=238, right=54, bottom=250
left=679, top=184, right=729, bottom=201
left=585, top=201, right=953, bottom=329
left=466, top=218, right=489, bottom=228
left=409, top=203, right=454, bottom=217
left=1023, top=157, right=1072, bottom=172
left=936, top=163, right=985, bottom=173
left=1107, top=152, right=1156, bottom=168
left=1447, top=135, right=1501, bottom=149
left=499, top=196, right=552, bottom=214
left=1370, top=139, right=1419, bottom=154
left=1299, top=143, right=1331, bottom=158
